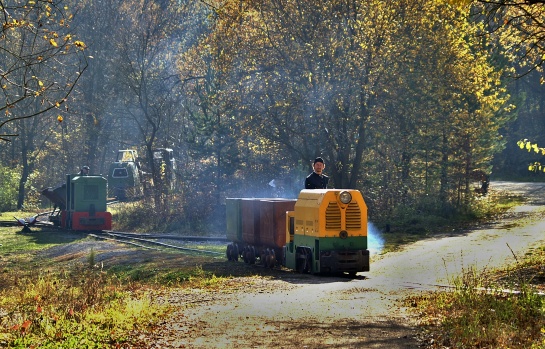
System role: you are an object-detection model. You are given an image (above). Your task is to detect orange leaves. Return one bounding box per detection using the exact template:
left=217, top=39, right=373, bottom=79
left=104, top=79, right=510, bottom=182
left=10, top=319, right=32, bottom=333
left=22, top=319, right=32, bottom=330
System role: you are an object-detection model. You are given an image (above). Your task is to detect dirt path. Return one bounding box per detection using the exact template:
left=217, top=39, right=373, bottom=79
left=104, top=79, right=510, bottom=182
left=148, top=181, right=545, bottom=349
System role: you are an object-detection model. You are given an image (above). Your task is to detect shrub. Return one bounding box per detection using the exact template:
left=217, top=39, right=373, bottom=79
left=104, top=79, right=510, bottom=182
left=0, top=165, right=20, bottom=211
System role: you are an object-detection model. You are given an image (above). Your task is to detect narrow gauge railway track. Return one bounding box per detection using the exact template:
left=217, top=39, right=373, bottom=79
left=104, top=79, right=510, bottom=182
left=1, top=218, right=228, bottom=257
left=86, top=231, right=227, bottom=256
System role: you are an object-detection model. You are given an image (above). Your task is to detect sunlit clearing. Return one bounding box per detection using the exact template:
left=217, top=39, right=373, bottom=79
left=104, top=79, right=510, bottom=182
left=367, top=222, right=384, bottom=254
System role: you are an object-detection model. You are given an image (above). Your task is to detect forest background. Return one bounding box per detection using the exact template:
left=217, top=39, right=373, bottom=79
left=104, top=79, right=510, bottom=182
left=1, top=0, right=544, bottom=233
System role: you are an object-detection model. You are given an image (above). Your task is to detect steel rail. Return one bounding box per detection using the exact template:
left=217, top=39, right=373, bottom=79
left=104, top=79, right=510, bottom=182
left=2, top=215, right=227, bottom=256
left=92, top=231, right=224, bottom=255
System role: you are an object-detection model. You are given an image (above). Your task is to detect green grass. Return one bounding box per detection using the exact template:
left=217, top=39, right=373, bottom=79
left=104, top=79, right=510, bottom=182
left=0, top=227, right=86, bottom=254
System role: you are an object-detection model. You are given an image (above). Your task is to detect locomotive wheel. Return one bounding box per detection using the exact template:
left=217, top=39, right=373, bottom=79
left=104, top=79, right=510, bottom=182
left=296, top=247, right=312, bottom=274
left=259, top=249, right=267, bottom=265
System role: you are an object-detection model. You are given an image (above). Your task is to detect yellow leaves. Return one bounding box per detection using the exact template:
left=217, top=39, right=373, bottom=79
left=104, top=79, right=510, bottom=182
left=3, top=18, right=26, bottom=30
left=518, top=139, right=545, bottom=173
left=74, top=41, right=86, bottom=49
left=528, top=162, right=545, bottom=173
left=57, top=115, right=63, bottom=123
left=528, top=142, right=545, bottom=154
left=442, top=0, right=472, bottom=9
left=49, top=38, right=58, bottom=47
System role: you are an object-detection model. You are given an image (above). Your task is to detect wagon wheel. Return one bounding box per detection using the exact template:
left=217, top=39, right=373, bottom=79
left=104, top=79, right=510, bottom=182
left=226, top=243, right=239, bottom=261
left=232, top=244, right=239, bottom=261
left=244, top=246, right=256, bottom=264
left=248, top=247, right=256, bottom=264
left=242, top=246, right=249, bottom=263
left=296, top=247, right=312, bottom=274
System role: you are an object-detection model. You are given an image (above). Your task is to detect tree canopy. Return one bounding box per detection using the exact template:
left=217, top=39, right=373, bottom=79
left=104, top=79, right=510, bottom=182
left=0, top=0, right=536, bottom=228
left=181, top=0, right=511, bottom=215
left=0, top=0, right=87, bottom=141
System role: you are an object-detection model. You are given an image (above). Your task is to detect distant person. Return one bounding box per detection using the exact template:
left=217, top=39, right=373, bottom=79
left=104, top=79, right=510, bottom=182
left=79, top=166, right=90, bottom=176
left=305, top=157, right=329, bottom=189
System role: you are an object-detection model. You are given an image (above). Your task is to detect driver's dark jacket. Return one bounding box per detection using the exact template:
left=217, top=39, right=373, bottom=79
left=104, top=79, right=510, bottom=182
left=305, top=172, right=329, bottom=189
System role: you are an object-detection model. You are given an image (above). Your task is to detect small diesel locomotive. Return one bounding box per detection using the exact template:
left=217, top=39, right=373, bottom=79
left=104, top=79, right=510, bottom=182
left=41, top=173, right=112, bottom=231
left=226, top=189, right=370, bottom=275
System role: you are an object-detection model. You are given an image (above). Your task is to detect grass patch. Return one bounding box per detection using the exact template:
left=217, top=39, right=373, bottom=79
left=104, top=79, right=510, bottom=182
left=411, top=250, right=545, bottom=348
left=0, top=262, right=169, bottom=348
left=107, top=263, right=221, bottom=285
left=0, top=227, right=231, bottom=348
left=0, top=227, right=86, bottom=254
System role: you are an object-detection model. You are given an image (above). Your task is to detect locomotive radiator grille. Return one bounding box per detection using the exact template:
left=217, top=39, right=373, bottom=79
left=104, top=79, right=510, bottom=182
left=325, top=202, right=341, bottom=229
left=345, top=202, right=362, bottom=229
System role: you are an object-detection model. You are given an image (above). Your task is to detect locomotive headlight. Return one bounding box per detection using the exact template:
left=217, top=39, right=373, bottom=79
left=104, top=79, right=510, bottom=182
left=339, top=191, right=352, bottom=204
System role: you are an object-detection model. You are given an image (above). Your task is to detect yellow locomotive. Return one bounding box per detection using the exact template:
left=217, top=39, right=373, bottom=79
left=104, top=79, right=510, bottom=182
left=226, top=189, right=369, bottom=275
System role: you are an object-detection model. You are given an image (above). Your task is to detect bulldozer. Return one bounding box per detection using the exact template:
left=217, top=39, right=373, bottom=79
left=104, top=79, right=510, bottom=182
left=107, top=148, right=177, bottom=200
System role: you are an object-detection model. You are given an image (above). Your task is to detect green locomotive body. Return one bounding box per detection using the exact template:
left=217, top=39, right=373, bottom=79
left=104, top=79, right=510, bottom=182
left=42, top=173, right=112, bottom=231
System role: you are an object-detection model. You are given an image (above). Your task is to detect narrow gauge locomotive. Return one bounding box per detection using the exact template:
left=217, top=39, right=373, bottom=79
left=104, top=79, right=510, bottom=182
left=41, top=173, right=112, bottom=231
left=226, top=189, right=369, bottom=275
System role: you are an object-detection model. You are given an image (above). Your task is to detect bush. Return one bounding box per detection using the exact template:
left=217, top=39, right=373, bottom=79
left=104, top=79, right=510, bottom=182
left=0, top=165, right=20, bottom=211
left=111, top=200, right=173, bottom=232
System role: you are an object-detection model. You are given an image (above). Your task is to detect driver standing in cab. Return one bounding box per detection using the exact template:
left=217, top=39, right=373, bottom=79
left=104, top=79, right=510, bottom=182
left=305, top=157, right=329, bottom=189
